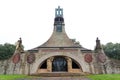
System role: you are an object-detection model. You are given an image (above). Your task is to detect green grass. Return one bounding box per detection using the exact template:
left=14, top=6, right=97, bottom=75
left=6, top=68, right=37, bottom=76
left=0, top=74, right=32, bottom=80
left=0, top=74, right=120, bottom=80
left=87, top=74, right=120, bottom=80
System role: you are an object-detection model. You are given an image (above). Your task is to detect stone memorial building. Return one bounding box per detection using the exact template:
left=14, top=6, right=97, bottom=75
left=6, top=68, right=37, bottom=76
left=0, top=6, right=120, bottom=75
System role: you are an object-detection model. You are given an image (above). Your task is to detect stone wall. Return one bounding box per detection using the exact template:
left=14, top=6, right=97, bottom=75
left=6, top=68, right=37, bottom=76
left=0, top=49, right=120, bottom=75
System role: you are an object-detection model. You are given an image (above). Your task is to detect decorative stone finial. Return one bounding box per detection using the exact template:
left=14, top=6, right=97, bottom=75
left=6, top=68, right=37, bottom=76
left=15, top=37, right=24, bottom=53
left=95, top=37, right=102, bottom=51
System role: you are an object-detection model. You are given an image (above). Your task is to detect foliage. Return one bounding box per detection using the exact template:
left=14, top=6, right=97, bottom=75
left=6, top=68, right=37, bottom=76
left=103, top=42, right=120, bottom=60
left=0, top=43, right=16, bottom=60
left=88, top=74, right=120, bottom=80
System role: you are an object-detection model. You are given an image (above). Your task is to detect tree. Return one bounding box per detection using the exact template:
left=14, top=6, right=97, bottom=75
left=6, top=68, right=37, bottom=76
left=103, top=42, right=120, bottom=60
left=0, top=43, right=16, bottom=60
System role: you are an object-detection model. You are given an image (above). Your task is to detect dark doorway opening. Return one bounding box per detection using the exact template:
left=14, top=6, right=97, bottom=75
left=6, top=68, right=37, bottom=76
left=40, top=60, right=47, bottom=69
left=52, top=56, right=67, bottom=72
left=72, top=60, right=80, bottom=69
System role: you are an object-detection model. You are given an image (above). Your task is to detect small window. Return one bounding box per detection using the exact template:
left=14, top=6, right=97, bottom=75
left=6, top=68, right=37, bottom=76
left=56, top=25, right=62, bottom=32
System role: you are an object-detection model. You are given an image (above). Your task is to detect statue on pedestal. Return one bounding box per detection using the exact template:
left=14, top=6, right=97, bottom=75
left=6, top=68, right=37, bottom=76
left=15, top=38, right=24, bottom=53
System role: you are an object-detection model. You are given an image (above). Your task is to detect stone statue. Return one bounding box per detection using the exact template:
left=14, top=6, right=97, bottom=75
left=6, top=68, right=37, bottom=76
left=15, top=38, right=24, bottom=52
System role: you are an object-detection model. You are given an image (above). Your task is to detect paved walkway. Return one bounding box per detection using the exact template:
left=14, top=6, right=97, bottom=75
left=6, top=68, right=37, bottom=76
left=17, top=77, right=91, bottom=80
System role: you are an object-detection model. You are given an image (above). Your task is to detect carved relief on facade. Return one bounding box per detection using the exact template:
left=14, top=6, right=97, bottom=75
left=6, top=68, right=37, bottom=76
left=12, top=53, right=20, bottom=64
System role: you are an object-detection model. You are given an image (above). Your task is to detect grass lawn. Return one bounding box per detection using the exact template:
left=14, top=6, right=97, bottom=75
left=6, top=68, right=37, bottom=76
left=0, top=74, right=32, bottom=80
left=87, top=74, right=120, bottom=80
left=0, top=74, right=119, bottom=80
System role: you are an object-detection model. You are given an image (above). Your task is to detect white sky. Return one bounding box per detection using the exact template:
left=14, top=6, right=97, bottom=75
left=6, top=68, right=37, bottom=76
left=0, top=0, right=120, bottom=50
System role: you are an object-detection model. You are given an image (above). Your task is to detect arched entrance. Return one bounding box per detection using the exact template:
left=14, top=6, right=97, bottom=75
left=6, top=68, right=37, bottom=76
left=52, top=56, right=67, bottom=72
left=37, top=56, right=83, bottom=73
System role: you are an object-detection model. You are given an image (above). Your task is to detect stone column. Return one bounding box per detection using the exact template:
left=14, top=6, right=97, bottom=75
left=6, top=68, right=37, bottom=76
left=47, top=57, right=54, bottom=72
left=66, top=57, right=72, bottom=72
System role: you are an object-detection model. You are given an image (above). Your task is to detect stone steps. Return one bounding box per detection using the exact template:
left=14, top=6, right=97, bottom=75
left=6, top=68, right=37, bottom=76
left=31, top=72, right=87, bottom=77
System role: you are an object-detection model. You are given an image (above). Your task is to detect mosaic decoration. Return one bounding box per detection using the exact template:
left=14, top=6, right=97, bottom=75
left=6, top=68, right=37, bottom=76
left=98, top=53, right=106, bottom=63
left=27, top=53, right=35, bottom=64
left=84, top=54, right=93, bottom=63
left=12, top=53, right=20, bottom=64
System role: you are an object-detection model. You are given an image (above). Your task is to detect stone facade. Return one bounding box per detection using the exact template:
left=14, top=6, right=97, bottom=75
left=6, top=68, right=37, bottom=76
left=0, top=6, right=120, bottom=75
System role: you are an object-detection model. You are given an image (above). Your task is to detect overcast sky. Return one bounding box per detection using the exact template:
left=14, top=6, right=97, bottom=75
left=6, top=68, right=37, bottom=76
left=0, top=0, right=120, bottom=50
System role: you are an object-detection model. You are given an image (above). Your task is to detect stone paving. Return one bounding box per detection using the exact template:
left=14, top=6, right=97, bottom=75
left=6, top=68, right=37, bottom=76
left=17, top=77, right=91, bottom=80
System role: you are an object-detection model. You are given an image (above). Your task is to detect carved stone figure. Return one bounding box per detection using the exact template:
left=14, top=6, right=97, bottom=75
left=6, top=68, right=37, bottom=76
left=15, top=38, right=24, bottom=52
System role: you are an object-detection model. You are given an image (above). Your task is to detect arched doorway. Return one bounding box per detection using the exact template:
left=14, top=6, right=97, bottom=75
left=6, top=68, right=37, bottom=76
left=52, top=56, right=67, bottom=72
left=37, top=56, right=83, bottom=73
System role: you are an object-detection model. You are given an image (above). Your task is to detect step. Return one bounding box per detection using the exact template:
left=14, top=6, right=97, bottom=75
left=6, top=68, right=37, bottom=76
left=30, top=72, right=88, bottom=77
